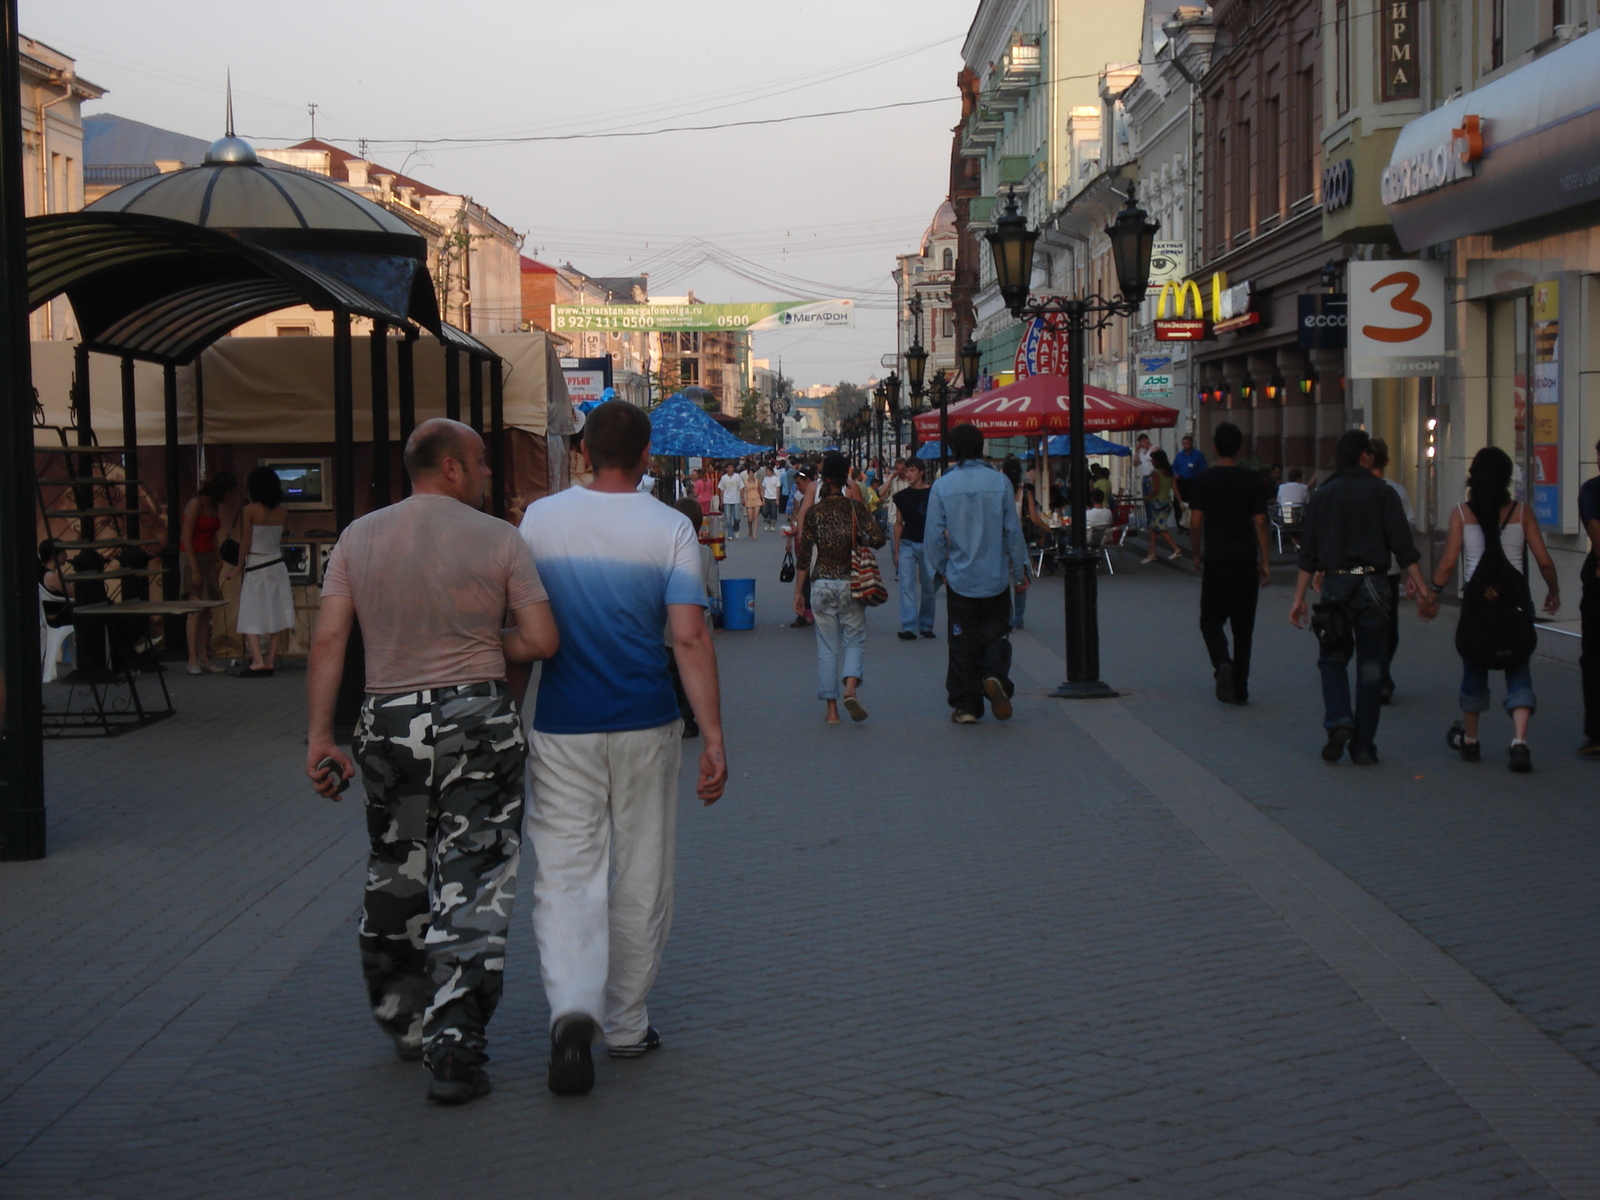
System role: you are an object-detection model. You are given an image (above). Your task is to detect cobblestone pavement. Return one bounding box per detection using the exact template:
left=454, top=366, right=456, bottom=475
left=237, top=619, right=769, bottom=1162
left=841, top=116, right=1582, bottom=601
left=1, top=530, right=1596, bottom=1199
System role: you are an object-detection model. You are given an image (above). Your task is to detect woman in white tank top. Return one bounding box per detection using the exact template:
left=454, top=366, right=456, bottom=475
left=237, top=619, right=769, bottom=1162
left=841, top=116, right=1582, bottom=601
left=223, top=467, right=297, bottom=676
left=1429, top=446, right=1560, bottom=771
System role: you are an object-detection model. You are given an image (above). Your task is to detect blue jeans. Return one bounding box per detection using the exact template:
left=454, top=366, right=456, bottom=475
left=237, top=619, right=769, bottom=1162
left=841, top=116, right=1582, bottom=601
left=897, top=541, right=936, bottom=633
left=1460, top=658, right=1537, bottom=715
left=811, top=578, right=866, bottom=700
left=1012, top=582, right=1027, bottom=628
left=1317, top=574, right=1393, bottom=756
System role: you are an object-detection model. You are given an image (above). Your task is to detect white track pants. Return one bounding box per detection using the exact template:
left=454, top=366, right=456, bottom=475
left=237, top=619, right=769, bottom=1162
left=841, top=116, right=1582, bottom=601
left=525, top=721, right=681, bottom=1046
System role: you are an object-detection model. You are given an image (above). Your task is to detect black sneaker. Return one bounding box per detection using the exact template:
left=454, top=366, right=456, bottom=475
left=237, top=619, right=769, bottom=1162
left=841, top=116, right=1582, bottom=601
left=1509, top=742, right=1533, bottom=773
left=1321, top=725, right=1354, bottom=762
left=1214, top=661, right=1235, bottom=703
left=920, top=630, right=936, bottom=639
left=1350, top=748, right=1380, bottom=766
left=548, top=1013, right=597, bottom=1095
left=951, top=710, right=980, bottom=724
left=1577, top=739, right=1600, bottom=759
left=1446, top=720, right=1466, bottom=751
left=1460, top=739, right=1481, bottom=763
left=608, top=1026, right=661, bottom=1059
left=897, top=630, right=917, bottom=641
left=427, top=1050, right=491, bottom=1105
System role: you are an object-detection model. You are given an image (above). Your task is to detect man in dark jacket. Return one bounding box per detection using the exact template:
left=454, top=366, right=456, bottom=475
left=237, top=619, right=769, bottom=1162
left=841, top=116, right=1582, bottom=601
left=1288, top=430, right=1437, bottom=764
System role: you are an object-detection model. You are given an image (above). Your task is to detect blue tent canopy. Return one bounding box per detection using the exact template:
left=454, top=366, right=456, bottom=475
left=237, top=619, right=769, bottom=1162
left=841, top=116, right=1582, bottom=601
left=648, top=395, right=769, bottom=458
left=1024, top=433, right=1132, bottom=458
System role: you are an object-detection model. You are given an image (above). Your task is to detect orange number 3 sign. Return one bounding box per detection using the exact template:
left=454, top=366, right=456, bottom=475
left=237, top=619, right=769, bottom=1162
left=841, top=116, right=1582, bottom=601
left=1361, top=271, right=1433, bottom=343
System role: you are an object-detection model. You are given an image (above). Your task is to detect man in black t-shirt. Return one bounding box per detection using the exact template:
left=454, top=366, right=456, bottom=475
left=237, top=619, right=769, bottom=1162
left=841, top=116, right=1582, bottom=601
left=1188, top=422, right=1271, bottom=704
left=892, top=458, right=937, bottom=639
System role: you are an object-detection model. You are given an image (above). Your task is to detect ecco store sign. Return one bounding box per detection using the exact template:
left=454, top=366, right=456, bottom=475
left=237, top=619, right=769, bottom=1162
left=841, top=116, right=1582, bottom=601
left=1323, top=159, right=1353, bottom=211
left=1380, top=115, right=1484, bottom=204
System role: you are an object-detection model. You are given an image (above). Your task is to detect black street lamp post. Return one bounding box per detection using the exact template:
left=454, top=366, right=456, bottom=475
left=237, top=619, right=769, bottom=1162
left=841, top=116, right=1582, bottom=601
left=931, top=371, right=951, bottom=477
left=883, top=371, right=902, bottom=463
left=985, top=185, right=1159, bottom=699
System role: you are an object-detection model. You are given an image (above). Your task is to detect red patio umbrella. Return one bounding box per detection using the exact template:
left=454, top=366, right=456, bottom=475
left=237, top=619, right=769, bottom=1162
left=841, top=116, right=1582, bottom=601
left=912, top=374, right=1178, bottom=438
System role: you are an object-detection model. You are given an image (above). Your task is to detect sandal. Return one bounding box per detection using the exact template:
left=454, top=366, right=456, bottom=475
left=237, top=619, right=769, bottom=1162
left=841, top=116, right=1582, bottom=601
left=842, top=696, right=868, bottom=722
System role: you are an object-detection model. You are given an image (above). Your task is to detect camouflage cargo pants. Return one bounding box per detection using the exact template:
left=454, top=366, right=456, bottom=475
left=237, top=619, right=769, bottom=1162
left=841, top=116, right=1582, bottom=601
left=353, top=681, right=526, bottom=1068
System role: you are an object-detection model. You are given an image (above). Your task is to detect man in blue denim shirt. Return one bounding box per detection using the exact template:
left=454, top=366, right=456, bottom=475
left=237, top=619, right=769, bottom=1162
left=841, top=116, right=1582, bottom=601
left=1289, top=429, right=1436, bottom=764
left=926, top=423, right=1030, bottom=723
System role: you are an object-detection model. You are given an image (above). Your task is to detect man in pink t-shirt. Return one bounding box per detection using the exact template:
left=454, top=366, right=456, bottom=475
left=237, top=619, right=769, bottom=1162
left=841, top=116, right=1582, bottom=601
left=306, top=418, right=557, bottom=1106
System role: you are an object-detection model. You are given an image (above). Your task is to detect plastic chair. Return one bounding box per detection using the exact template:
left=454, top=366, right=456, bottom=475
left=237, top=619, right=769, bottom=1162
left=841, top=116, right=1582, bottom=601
left=1087, top=522, right=1115, bottom=575
left=39, top=586, right=74, bottom=683
left=1270, top=501, right=1304, bottom=554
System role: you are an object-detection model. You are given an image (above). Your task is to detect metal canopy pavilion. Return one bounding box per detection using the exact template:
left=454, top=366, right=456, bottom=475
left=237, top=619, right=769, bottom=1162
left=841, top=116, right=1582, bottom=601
left=20, top=128, right=512, bottom=759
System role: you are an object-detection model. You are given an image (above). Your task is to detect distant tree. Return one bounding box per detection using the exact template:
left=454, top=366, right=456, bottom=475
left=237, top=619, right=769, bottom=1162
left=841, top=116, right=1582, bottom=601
left=823, top=380, right=869, bottom=431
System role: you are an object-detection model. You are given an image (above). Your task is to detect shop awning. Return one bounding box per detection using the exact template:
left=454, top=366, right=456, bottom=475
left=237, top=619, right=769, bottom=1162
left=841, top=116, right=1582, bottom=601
left=1385, top=30, right=1600, bottom=250
left=911, top=374, right=1178, bottom=438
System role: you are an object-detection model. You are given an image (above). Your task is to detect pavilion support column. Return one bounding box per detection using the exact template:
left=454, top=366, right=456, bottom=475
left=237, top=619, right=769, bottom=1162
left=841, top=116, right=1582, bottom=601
left=0, top=0, right=45, bottom=859
left=369, top=320, right=390, bottom=510
left=489, top=355, right=505, bottom=518
left=444, top=345, right=460, bottom=422
left=161, top=362, right=184, bottom=655
left=332, top=310, right=355, bottom=531
left=332, top=309, right=363, bottom=737
left=118, top=355, right=150, bottom=600
left=397, top=329, right=416, bottom=497
left=468, top=352, right=484, bottom=434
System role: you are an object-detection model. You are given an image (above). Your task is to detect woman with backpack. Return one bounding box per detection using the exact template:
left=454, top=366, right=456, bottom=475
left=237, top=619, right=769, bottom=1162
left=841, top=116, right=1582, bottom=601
left=1430, top=446, right=1560, bottom=771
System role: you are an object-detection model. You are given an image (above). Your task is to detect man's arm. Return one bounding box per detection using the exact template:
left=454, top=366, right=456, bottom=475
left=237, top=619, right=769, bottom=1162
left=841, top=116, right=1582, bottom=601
left=1188, top=509, right=1205, bottom=568
left=1000, top=488, right=1029, bottom=587
left=1586, top=517, right=1600, bottom=557
left=668, top=603, right=727, bottom=804
left=1289, top=569, right=1315, bottom=627
left=306, top=594, right=356, bottom=798
left=924, top=487, right=948, bottom=580
left=1254, top=513, right=1271, bottom=586
left=502, top=599, right=558, bottom=708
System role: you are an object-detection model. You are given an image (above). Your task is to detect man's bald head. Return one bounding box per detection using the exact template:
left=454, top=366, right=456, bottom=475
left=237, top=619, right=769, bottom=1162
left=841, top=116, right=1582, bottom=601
left=404, top=418, right=480, bottom=478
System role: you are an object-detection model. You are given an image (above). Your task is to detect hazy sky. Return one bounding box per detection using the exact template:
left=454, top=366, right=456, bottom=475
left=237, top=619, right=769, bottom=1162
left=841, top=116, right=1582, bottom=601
left=28, top=0, right=980, bottom=388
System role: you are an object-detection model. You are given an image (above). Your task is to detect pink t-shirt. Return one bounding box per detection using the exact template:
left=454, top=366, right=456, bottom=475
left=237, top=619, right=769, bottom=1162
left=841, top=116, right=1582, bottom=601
left=321, top=494, right=547, bottom=693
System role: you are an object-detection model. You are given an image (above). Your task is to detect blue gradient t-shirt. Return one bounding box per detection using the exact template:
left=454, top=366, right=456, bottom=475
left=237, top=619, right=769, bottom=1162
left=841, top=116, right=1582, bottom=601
left=520, top=486, right=706, bottom=734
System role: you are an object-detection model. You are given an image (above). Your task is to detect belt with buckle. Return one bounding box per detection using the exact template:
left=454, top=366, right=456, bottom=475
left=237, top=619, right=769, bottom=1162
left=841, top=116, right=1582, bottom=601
left=1331, top=565, right=1380, bottom=575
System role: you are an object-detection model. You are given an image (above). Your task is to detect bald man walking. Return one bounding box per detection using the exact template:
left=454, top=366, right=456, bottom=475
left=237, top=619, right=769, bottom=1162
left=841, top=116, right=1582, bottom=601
left=307, top=419, right=558, bottom=1105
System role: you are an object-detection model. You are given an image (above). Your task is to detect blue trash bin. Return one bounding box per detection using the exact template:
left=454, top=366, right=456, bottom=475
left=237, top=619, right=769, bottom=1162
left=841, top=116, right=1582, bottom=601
left=719, top=578, right=756, bottom=630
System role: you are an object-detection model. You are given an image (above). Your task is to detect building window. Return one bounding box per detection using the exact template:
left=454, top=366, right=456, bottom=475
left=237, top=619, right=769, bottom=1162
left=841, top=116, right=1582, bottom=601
left=679, top=332, right=700, bottom=353
left=276, top=325, right=314, bottom=336
left=942, top=247, right=954, bottom=270
left=1261, top=93, right=1281, bottom=224
left=941, top=310, right=955, bottom=339
left=1233, top=114, right=1253, bottom=246
left=1492, top=0, right=1540, bottom=68
left=1335, top=0, right=1351, bottom=115
left=1295, top=63, right=1318, bottom=204
left=679, top=357, right=700, bottom=386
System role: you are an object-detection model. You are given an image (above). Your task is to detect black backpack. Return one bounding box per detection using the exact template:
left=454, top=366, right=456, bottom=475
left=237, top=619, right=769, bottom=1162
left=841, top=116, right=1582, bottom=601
left=1455, top=506, right=1537, bottom=670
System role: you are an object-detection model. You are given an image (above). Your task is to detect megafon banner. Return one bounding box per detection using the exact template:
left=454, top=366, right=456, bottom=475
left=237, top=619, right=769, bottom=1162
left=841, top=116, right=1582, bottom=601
left=551, top=299, right=854, bottom=332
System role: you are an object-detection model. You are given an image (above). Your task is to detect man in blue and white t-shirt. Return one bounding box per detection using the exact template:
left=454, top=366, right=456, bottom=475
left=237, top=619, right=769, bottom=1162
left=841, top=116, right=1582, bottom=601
left=518, top=400, right=728, bottom=1096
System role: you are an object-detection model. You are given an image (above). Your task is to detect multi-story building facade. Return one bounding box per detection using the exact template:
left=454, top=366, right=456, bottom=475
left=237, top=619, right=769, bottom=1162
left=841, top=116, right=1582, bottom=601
left=1368, top=1, right=1600, bottom=597
left=1119, top=5, right=1216, bottom=456
left=648, top=296, right=752, bottom=416
left=893, top=202, right=961, bottom=394
left=522, top=260, right=651, bottom=404
left=22, top=36, right=104, bottom=341
left=956, top=0, right=1143, bottom=381
left=1190, top=0, right=1341, bottom=477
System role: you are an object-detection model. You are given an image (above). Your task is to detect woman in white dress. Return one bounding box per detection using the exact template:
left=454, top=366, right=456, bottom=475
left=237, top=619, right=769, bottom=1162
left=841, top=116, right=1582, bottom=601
left=224, top=467, right=296, bottom=676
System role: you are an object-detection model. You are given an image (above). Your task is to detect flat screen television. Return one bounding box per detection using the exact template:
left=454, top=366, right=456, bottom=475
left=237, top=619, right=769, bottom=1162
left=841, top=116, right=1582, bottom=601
left=260, top=457, right=332, bottom=511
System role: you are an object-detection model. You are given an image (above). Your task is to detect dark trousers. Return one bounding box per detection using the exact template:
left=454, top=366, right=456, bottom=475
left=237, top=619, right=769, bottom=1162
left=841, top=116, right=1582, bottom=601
left=1582, top=555, right=1600, bottom=740
left=946, top=589, right=1014, bottom=716
left=1316, top=574, right=1393, bottom=756
left=352, top=682, right=526, bottom=1068
left=1380, top=571, right=1401, bottom=694
left=1198, top=561, right=1259, bottom=698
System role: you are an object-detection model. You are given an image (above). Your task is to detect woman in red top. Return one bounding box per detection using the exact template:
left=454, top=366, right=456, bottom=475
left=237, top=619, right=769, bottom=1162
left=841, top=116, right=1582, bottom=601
left=692, top=466, right=717, bottom=518
left=180, top=470, right=236, bottom=675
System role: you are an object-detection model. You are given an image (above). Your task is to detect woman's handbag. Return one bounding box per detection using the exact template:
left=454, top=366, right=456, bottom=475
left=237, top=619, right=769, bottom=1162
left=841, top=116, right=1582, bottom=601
left=779, top=549, right=796, bottom=583
left=849, top=506, right=888, bottom=607
left=218, top=508, right=242, bottom=566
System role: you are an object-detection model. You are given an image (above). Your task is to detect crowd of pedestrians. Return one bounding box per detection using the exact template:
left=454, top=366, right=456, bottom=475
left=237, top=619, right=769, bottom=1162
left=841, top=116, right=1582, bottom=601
left=290, top=392, right=1595, bottom=1113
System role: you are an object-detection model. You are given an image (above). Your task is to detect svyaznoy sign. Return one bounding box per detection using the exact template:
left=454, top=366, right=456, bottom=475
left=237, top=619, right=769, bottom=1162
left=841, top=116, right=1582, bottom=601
left=551, top=299, right=854, bottom=332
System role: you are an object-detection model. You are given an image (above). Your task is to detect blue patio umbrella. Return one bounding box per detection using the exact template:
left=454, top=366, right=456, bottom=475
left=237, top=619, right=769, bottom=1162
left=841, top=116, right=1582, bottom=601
left=1026, top=433, right=1132, bottom=458
left=648, top=395, right=768, bottom=457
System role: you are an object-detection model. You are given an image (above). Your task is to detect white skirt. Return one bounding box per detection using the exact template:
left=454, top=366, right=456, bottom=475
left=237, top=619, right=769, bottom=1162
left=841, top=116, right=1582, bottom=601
left=237, top=561, right=296, bottom=635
